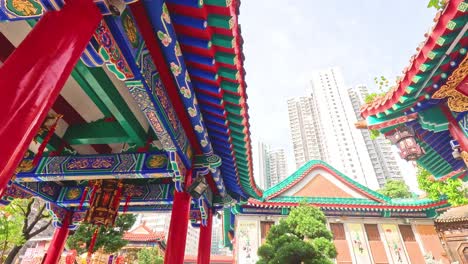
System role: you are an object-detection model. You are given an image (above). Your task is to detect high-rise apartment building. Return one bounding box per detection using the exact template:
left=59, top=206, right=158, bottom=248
left=287, top=97, right=326, bottom=168
left=348, top=85, right=403, bottom=187
left=257, top=142, right=270, bottom=189
left=268, top=149, right=288, bottom=188
left=256, top=141, right=288, bottom=189
left=288, top=68, right=379, bottom=189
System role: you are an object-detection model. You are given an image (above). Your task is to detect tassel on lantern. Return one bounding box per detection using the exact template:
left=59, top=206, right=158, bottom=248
left=87, top=228, right=99, bottom=262
left=111, top=183, right=123, bottom=225
left=123, top=195, right=131, bottom=213
left=33, top=115, right=62, bottom=166
left=88, top=182, right=98, bottom=208
left=78, top=186, right=89, bottom=210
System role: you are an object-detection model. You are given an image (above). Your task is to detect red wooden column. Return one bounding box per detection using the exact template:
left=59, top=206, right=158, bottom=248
left=441, top=105, right=468, bottom=152
left=42, top=211, right=73, bottom=264
left=165, top=170, right=193, bottom=264
left=197, top=209, right=213, bottom=264
left=0, top=0, right=102, bottom=194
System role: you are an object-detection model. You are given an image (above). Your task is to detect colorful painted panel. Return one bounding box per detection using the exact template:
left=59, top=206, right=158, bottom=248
left=143, top=0, right=214, bottom=156
left=236, top=220, right=259, bottom=264
left=346, top=223, right=372, bottom=264
left=381, top=224, right=411, bottom=264
left=104, top=10, right=192, bottom=166
left=56, top=183, right=173, bottom=207
left=16, top=153, right=173, bottom=181
left=0, top=0, right=138, bottom=21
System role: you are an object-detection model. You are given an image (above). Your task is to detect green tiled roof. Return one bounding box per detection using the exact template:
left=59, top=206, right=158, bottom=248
left=269, top=197, right=381, bottom=205
left=263, top=160, right=390, bottom=202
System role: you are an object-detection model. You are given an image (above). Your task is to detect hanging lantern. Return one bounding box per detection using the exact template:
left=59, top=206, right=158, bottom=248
left=84, top=180, right=123, bottom=226
left=386, top=126, right=425, bottom=161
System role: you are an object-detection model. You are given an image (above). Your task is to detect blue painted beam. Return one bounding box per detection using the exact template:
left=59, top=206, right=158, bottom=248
left=103, top=12, right=192, bottom=168
left=15, top=152, right=174, bottom=182
left=142, top=0, right=215, bottom=157
left=179, top=36, right=212, bottom=49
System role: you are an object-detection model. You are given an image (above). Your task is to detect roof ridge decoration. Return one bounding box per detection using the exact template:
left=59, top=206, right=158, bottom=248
left=262, top=160, right=390, bottom=203
left=360, top=0, right=466, bottom=118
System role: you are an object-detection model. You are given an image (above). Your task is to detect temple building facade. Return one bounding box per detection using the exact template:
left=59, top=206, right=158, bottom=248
left=231, top=161, right=450, bottom=264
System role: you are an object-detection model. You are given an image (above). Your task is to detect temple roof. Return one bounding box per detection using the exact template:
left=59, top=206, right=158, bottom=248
left=356, top=0, right=467, bottom=181
left=242, top=160, right=449, bottom=215
left=262, top=160, right=389, bottom=202
left=123, top=222, right=165, bottom=242
left=360, top=0, right=467, bottom=119
left=435, top=204, right=468, bottom=222
left=164, top=0, right=262, bottom=199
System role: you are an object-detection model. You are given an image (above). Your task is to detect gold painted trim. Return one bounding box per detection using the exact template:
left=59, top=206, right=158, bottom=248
left=432, top=55, right=468, bottom=112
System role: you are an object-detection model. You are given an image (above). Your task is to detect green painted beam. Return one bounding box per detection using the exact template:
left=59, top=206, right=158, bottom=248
left=64, top=120, right=129, bottom=145
left=227, top=114, right=244, bottom=125
left=35, top=133, right=62, bottom=152
left=74, top=62, right=147, bottom=146
left=212, top=34, right=234, bottom=48
left=205, top=0, right=231, bottom=7
left=219, top=67, right=239, bottom=80
left=71, top=70, right=113, bottom=118
left=215, top=52, right=237, bottom=65
left=436, top=31, right=458, bottom=46
left=229, top=123, right=245, bottom=134
left=427, top=47, right=445, bottom=60
left=225, top=105, right=243, bottom=115
left=220, top=81, right=240, bottom=93
left=223, top=93, right=241, bottom=105
left=207, top=14, right=233, bottom=29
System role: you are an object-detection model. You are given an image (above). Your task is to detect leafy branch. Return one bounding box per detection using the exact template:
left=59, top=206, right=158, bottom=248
left=427, top=0, right=447, bottom=10
left=417, top=166, right=468, bottom=206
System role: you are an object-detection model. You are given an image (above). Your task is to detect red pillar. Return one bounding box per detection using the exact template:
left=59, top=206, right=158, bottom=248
left=42, top=211, right=73, bottom=264
left=197, top=210, right=213, bottom=264
left=0, top=0, right=102, bottom=194
left=165, top=171, right=192, bottom=264
left=441, top=105, right=468, bottom=152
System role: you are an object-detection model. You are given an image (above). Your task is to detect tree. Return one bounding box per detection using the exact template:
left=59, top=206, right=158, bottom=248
left=137, top=247, right=163, bottom=264
left=378, top=179, right=412, bottom=198
left=67, top=213, right=136, bottom=255
left=0, top=198, right=52, bottom=264
left=257, top=204, right=336, bottom=264
left=417, top=166, right=468, bottom=206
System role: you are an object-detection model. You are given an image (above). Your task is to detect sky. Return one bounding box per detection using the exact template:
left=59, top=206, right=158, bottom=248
left=238, top=1, right=437, bottom=191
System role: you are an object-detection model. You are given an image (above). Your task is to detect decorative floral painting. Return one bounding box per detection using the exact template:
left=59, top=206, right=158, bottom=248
left=237, top=220, right=259, bottom=264
left=381, top=224, right=410, bottom=264
left=347, top=223, right=372, bottom=264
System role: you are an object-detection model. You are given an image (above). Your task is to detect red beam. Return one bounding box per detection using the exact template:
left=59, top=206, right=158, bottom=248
left=0, top=0, right=101, bottom=198
left=1, top=28, right=111, bottom=155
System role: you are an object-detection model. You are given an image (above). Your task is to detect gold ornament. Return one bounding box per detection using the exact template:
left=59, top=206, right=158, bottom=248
left=432, top=55, right=468, bottom=112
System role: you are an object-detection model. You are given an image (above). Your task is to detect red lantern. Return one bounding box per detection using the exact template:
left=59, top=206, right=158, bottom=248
left=387, top=126, right=425, bottom=161
left=84, top=180, right=123, bottom=226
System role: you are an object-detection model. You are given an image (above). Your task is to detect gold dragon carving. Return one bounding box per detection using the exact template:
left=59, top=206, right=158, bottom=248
left=462, top=151, right=468, bottom=168
left=11, top=0, right=38, bottom=16
left=432, top=55, right=468, bottom=112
